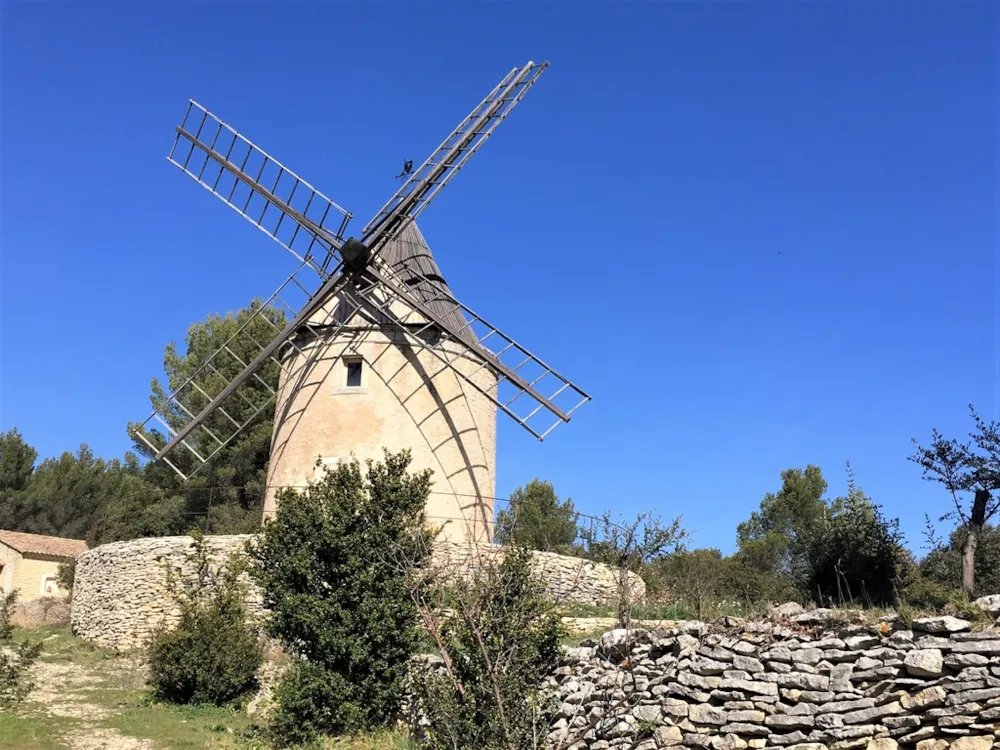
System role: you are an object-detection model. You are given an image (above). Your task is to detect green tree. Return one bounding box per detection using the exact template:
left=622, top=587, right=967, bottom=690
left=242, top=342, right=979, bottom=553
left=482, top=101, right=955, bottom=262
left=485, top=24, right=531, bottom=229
left=494, top=479, right=580, bottom=554
left=803, top=469, right=908, bottom=607
left=0, top=429, right=38, bottom=535
left=735, top=465, right=834, bottom=594
left=248, top=450, right=433, bottom=746
left=582, top=512, right=687, bottom=627
left=0, top=444, right=178, bottom=544
left=0, top=429, right=36, bottom=495
left=130, top=299, right=287, bottom=532
left=910, top=404, right=1000, bottom=594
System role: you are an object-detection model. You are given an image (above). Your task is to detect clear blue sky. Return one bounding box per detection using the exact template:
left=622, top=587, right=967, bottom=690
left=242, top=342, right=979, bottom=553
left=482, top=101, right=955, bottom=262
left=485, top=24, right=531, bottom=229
left=1, top=2, right=996, bottom=553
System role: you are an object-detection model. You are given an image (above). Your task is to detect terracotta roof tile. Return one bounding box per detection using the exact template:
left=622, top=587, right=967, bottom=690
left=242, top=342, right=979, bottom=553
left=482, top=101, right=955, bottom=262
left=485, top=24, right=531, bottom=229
left=0, top=530, right=87, bottom=558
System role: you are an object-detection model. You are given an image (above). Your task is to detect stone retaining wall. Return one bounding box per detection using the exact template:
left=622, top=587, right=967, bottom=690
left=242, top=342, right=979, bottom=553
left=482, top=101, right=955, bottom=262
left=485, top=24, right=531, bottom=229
left=544, top=611, right=1000, bottom=750
left=71, top=535, right=644, bottom=651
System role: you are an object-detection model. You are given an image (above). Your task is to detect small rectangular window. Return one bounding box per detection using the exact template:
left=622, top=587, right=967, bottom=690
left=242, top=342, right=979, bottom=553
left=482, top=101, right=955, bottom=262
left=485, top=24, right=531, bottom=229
left=345, top=360, right=363, bottom=387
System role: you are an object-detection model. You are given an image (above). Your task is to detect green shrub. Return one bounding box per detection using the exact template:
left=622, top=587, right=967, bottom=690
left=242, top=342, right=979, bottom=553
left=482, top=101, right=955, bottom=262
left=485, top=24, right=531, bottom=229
left=248, top=450, right=434, bottom=747
left=0, top=590, right=41, bottom=709
left=649, top=548, right=730, bottom=619
left=412, top=545, right=563, bottom=750
left=804, top=492, right=908, bottom=607
left=148, top=531, right=262, bottom=706
left=942, top=589, right=996, bottom=627
left=899, top=570, right=953, bottom=610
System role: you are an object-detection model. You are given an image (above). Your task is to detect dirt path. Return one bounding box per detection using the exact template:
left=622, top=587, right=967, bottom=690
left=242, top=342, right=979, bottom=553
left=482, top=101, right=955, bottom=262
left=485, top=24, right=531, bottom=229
left=26, top=656, right=154, bottom=750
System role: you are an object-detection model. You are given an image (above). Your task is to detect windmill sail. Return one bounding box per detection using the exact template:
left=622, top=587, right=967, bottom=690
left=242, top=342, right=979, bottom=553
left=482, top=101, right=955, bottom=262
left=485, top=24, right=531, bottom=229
left=362, top=61, right=548, bottom=252
left=131, top=263, right=372, bottom=479
left=169, top=100, right=353, bottom=273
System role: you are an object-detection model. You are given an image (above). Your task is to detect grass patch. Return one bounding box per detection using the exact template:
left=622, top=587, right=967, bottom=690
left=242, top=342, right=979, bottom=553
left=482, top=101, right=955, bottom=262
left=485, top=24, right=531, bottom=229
left=103, top=701, right=256, bottom=749
left=5, top=623, right=413, bottom=749
left=0, top=710, right=73, bottom=749
left=321, top=732, right=415, bottom=749
left=21, top=625, right=115, bottom=666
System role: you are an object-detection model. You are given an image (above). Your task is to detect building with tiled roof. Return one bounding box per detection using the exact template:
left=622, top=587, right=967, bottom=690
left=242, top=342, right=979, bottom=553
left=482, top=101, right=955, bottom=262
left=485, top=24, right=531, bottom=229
left=0, top=530, right=87, bottom=601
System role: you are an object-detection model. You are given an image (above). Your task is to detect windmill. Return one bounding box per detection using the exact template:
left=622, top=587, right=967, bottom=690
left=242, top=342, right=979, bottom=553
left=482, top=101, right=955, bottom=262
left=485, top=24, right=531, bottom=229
left=132, top=61, right=590, bottom=542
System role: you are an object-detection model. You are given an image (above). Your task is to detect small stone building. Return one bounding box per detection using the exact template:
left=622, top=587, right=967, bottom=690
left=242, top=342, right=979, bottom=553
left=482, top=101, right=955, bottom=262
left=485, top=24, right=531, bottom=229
left=0, top=530, right=87, bottom=601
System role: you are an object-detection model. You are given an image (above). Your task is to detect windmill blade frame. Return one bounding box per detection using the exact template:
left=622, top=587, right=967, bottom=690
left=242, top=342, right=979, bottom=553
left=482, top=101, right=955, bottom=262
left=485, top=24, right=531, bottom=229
left=169, top=100, right=353, bottom=274
left=132, top=265, right=386, bottom=479
left=361, top=61, right=548, bottom=254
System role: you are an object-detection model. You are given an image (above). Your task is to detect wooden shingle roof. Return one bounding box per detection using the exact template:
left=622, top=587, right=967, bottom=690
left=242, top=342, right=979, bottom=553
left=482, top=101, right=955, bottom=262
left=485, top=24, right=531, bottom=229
left=0, top=530, right=87, bottom=558
left=379, top=222, right=480, bottom=350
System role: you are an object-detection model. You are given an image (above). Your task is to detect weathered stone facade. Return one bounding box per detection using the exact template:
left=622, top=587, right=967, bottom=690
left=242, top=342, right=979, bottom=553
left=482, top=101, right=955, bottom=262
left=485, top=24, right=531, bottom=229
left=544, top=613, right=1000, bottom=750
left=71, top=535, right=644, bottom=651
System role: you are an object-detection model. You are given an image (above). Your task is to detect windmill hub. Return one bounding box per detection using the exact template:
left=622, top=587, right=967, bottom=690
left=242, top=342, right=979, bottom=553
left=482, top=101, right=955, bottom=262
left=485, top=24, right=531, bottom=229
left=340, top=237, right=372, bottom=273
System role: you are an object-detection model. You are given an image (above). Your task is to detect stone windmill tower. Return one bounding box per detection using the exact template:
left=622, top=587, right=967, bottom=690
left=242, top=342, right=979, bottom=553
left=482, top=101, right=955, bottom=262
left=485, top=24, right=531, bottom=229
left=132, top=61, right=589, bottom=543
left=266, top=222, right=499, bottom=541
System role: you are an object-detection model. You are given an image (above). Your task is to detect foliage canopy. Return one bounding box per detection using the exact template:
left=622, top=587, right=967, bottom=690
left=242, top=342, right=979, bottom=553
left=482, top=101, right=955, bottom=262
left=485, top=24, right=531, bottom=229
left=412, top=545, right=563, bottom=750
left=494, top=479, right=580, bottom=554
left=0, top=590, right=41, bottom=709
left=910, top=405, right=1000, bottom=593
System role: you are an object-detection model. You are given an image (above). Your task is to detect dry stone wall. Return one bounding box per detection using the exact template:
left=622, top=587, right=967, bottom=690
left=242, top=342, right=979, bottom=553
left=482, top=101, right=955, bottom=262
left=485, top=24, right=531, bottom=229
left=71, top=535, right=643, bottom=651
left=71, top=535, right=262, bottom=650
left=544, top=611, right=1000, bottom=750
left=431, top=541, right=644, bottom=606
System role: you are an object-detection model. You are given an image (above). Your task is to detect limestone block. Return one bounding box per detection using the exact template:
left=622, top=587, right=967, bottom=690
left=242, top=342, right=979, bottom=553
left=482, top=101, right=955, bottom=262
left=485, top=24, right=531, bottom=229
left=904, top=649, right=944, bottom=678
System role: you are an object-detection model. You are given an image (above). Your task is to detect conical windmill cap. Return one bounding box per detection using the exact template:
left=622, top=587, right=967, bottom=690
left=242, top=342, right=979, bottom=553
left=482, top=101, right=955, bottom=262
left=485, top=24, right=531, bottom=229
left=379, top=221, right=481, bottom=351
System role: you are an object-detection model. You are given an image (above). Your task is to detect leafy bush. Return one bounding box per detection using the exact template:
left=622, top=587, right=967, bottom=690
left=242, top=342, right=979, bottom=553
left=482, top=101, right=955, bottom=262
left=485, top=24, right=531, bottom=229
left=0, top=590, right=41, bottom=708
left=649, top=548, right=731, bottom=619
left=148, top=531, right=262, bottom=706
left=900, top=570, right=953, bottom=610
left=804, top=489, right=908, bottom=607
left=248, top=450, right=433, bottom=747
left=412, top=545, right=563, bottom=750
left=941, top=588, right=996, bottom=625
left=722, top=555, right=801, bottom=610
left=734, top=464, right=908, bottom=608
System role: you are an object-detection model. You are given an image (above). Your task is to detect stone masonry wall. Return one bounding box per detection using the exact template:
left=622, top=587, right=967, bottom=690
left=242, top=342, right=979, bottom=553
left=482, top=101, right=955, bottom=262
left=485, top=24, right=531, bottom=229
left=431, top=541, right=645, bottom=607
left=544, top=609, right=1000, bottom=750
left=71, top=535, right=262, bottom=650
left=71, top=535, right=644, bottom=651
